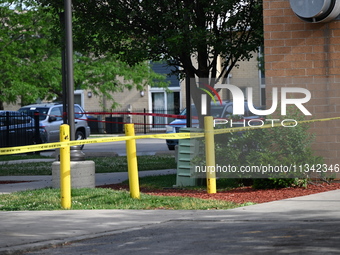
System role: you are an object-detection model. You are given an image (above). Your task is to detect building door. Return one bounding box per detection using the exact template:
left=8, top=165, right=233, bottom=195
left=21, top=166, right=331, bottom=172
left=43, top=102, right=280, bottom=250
left=150, top=61, right=181, bottom=129
left=151, top=91, right=180, bottom=129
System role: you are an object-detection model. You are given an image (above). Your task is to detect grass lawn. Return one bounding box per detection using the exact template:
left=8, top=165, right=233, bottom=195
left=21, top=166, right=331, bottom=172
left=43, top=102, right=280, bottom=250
left=0, top=174, right=244, bottom=211
left=0, top=154, right=247, bottom=211
left=0, top=154, right=177, bottom=176
left=0, top=187, right=242, bottom=211
left=0, top=154, right=49, bottom=161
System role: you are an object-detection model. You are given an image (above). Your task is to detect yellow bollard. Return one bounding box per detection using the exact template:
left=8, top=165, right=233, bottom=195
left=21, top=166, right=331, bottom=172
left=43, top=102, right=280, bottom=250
left=125, top=124, right=140, bottom=199
left=204, top=116, right=216, bottom=194
left=60, top=124, right=71, bottom=209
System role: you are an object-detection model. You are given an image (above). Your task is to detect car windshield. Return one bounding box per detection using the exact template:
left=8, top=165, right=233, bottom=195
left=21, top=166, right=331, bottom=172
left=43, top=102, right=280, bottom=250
left=19, top=107, right=50, bottom=121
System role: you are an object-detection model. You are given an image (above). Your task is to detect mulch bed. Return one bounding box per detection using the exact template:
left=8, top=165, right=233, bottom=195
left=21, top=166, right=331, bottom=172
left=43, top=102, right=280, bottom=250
left=3, top=180, right=340, bottom=204
left=98, top=182, right=340, bottom=204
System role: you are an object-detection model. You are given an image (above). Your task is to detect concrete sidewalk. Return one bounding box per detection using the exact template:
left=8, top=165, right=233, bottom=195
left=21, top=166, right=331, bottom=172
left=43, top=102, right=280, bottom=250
left=1, top=156, right=340, bottom=254
left=0, top=189, right=340, bottom=254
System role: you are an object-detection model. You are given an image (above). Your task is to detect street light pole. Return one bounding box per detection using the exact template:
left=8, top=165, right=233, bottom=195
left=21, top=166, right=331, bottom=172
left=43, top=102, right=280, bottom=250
left=59, top=12, right=67, bottom=125
left=186, top=72, right=191, bottom=128
left=64, top=0, right=75, bottom=140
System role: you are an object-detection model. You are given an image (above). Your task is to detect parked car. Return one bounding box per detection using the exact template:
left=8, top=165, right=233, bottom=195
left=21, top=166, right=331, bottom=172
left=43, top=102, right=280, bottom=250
left=0, top=111, right=35, bottom=147
left=18, top=103, right=90, bottom=144
left=165, top=101, right=262, bottom=150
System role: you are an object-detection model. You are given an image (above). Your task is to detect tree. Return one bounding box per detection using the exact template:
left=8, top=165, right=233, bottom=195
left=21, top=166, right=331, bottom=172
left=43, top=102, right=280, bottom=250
left=0, top=0, right=167, bottom=109
left=0, top=1, right=55, bottom=108
left=38, top=0, right=263, bottom=124
left=73, top=53, right=168, bottom=109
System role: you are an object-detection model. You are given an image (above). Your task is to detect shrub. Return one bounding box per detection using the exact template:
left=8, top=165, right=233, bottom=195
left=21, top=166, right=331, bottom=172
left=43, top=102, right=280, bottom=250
left=252, top=178, right=308, bottom=189
left=207, top=108, right=324, bottom=189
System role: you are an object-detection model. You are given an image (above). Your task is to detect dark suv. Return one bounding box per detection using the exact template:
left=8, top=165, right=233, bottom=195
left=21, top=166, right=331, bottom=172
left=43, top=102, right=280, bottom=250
left=0, top=111, right=35, bottom=147
left=18, top=103, right=90, bottom=144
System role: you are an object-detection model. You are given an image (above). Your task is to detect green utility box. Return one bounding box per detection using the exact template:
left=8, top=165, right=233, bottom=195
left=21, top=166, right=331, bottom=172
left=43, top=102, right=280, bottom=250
left=175, top=128, right=204, bottom=187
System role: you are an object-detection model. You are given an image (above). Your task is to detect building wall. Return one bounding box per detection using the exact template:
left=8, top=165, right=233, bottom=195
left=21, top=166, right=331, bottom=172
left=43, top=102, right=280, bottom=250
left=263, top=1, right=340, bottom=165
left=4, top=55, right=262, bottom=125
left=3, top=103, right=18, bottom=111
left=226, top=53, right=262, bottom=107
left=84, top=87, right=149, bottom=112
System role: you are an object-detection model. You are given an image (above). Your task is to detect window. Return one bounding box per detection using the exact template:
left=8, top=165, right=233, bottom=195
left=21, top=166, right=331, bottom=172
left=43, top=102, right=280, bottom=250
left=74, top=105, right=84, bottom=119
left=151, top=91, right=180, bottom=128
left=74, top=91, right=83, bottom=106
left=50, top=107, right=63, bottom=121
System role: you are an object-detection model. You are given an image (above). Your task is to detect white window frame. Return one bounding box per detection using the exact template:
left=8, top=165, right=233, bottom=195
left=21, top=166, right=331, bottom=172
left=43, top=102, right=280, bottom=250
left=74, top=90, right=84, bottom=107
left=148, top=87, right=181, bottom=130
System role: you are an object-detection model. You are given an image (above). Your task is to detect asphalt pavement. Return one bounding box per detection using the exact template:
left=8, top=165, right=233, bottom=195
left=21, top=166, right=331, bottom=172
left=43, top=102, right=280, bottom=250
left=1, top=155, right=340, bottom=254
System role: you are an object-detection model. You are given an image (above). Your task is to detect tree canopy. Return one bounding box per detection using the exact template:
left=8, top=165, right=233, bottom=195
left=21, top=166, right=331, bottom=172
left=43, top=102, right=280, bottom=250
left=39, top=0, right=263, bottom=119
left=0, top=1, right=56, bottom=108
left=0, top=0, right=167, bottom=109
left=43, top=0, right=263, bottom=78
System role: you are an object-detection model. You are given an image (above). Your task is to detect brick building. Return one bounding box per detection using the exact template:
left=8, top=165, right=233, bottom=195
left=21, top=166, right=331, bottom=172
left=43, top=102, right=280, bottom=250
left=263, top=1, right=340, bottom=166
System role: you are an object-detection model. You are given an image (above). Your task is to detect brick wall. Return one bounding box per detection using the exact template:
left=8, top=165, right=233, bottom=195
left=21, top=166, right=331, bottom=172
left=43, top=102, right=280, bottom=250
left=263, top=0, right=340, bottom=166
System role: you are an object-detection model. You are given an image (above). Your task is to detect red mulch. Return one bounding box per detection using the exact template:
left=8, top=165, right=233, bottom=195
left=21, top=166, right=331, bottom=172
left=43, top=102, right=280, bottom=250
left=98, top=182, right=340, bottom=204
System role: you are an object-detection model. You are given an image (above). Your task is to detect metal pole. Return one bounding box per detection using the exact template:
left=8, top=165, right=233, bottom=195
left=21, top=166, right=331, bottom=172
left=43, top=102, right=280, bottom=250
left=34, top=111, right=41, bottom=155
left=204, top=116, right=216, bottom=194
left=64, top=0, right=75, bottom=140
left=59, top=12, right=67, bottom=125
left=62, top=49, right=67, bottom=124
left=144, top=108, right=147, bottom=134
left=125, top=124, right=140, bottom=199
left=60, top=124, right=71, bottom=209
left=186, top=73, right=191, bottom=128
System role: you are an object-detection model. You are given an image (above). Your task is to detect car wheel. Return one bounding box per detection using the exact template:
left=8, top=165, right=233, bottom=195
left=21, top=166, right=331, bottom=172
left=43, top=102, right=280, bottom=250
left=168, top=145, right=175, bottom=150
left=75, top=130, right=85, bottom=149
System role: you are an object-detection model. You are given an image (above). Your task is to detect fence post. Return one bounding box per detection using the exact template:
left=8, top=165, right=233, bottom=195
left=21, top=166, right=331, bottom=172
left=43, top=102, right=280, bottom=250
left=5, top=111, right=9, bottom=147
left=33, top=111, right=41, bottom=155
left=143, top=108, right=147, bottom=134
left=60, top=124, right=71, bottom=209
left=125, top=123, right=140, bottom=199
left=204, top=116, right=216, bottom=194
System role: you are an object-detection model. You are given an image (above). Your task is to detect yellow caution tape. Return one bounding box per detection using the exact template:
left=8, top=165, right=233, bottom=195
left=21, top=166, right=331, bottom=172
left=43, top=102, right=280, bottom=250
left=0, top=133, right=202, bottom=155
left=214, top=116, right=340, bottom=135
left=0, top=116, right=339, bottom=155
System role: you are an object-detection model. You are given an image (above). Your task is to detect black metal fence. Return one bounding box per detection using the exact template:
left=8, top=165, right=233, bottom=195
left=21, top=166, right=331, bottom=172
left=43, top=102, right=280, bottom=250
left=0, top=111, right=40, bottom=148
left=86, top=108, right=181, bottom=134
left=0, top=108, right=180, bottom=148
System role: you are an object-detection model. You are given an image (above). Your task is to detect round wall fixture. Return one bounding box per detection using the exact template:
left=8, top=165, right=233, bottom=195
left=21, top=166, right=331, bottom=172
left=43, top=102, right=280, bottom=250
left=289, top=0, right=340, bottom=23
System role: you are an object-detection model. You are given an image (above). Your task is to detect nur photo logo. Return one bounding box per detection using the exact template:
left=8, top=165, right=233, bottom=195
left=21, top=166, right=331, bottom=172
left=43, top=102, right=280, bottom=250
left=200, top=83, right=311, bottom=116
left=199, top=83, right=312, bottom=128
left=199, top=83, right=223, bottom=115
